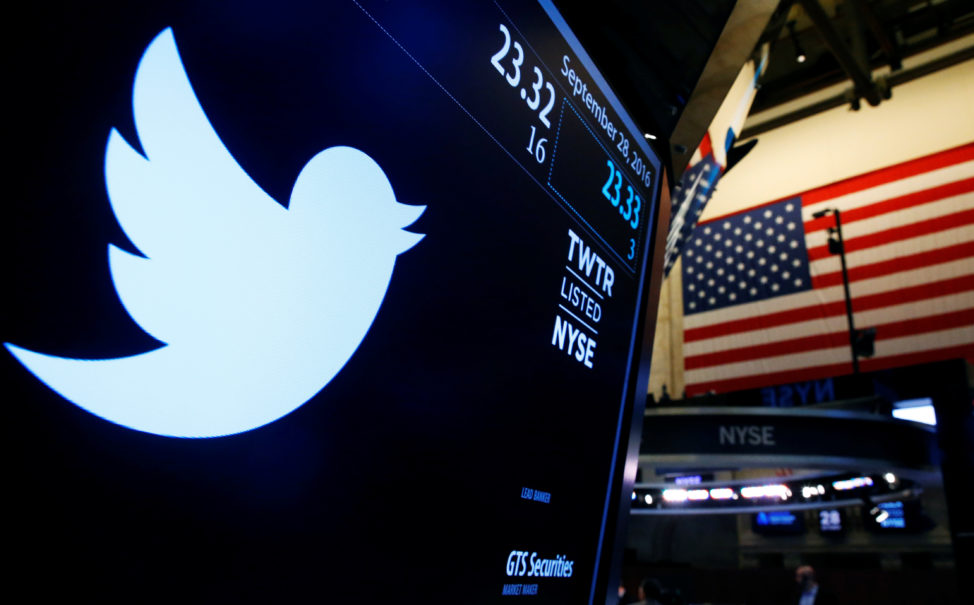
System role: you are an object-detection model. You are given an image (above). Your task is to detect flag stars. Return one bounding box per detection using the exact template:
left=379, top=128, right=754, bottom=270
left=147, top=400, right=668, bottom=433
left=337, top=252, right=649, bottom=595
left=681, top=198, right=811, bottom=315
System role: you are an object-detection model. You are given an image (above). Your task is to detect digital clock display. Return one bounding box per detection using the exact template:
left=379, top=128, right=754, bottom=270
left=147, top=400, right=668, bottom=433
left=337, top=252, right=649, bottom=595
left=2, top=1, right=664, bottom=603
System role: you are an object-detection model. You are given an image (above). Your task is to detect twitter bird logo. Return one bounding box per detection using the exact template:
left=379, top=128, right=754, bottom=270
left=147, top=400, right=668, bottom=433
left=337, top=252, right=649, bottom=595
left=4, top=28, right=424, bottom=438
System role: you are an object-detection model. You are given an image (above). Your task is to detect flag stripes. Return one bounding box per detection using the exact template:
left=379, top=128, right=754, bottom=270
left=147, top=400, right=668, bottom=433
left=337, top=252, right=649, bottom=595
left=683, top=142, right=974, bottom=395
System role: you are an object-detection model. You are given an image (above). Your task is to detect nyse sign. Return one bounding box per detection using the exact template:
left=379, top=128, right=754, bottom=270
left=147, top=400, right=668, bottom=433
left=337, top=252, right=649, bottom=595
left=718, top=425, right=776, bottom=447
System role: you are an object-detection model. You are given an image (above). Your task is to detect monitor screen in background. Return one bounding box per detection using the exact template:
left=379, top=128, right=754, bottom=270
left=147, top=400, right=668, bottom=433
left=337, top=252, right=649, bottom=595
left=753, top=511, right=806, bottom=535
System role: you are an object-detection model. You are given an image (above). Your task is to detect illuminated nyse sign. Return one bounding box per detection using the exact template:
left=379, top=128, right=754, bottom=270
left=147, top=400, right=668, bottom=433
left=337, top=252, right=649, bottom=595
left=3, top=1, right=662, bottom=603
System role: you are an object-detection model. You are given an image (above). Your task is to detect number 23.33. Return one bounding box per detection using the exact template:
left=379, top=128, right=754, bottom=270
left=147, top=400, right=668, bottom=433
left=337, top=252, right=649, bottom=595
left=601, top=160, right=641, bottom=230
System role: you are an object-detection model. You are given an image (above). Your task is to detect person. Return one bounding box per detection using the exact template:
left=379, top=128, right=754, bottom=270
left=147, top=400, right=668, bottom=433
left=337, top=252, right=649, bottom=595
left=635, top=577, right=663, bottom=605
left=794, top=565, right=837, bottom=605
left=618, top=583, right=637, bottom=605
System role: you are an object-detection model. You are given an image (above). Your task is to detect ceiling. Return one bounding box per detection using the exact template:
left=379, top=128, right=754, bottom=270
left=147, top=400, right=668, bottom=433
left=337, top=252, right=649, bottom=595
left=556, top=0, right=974, bottom=177
left=753, top=0, right=974, bottom=114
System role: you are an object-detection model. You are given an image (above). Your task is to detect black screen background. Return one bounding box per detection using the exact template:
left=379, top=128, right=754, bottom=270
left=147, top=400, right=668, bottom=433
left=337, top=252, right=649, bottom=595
left=2, top=2, right=662, bottom=602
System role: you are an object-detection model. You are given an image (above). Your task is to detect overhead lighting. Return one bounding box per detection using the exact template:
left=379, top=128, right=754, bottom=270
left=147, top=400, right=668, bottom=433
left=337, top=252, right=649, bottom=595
left=643, top=133, right=657, bottom=140
left=833, top=476, right=874, bottom=491
left=687, top=489, right=709, bottom=501
left=740, top=484, right=791, bottom=500
left=787, top=20, right=807, bottom=64
left=870, top=505, right=890, bottom=524
left=709, top=488, right=735, bottom=500
left=884, top=473, right=897, bottom=484
left=662, top=488, right=689, bottom=503
left=892, top=398, right=936, bottom=426
left=643, top=494, right=654, bottom=505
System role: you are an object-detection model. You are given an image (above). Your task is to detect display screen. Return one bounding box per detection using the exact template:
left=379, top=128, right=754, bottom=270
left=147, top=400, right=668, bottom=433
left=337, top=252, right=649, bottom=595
left=2, top=1, right=663, bottom=602
left=752, top=511, right=806, bottom=535
left=865, top=500, right=920, bottom=531
left=818, top=508, right=845, bottom=534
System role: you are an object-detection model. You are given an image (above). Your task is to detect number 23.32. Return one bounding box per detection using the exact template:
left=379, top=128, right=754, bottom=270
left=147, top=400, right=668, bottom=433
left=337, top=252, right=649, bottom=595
left=490, top=23, right=556, bottom=129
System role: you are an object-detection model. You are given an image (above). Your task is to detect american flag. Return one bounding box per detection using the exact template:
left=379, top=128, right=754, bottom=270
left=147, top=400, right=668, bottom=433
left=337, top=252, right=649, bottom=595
left=682, top=142, right=974, bottom=396
left=664, top=136, right=722, bottom=278
left=664, top=51, right=768, bottom=278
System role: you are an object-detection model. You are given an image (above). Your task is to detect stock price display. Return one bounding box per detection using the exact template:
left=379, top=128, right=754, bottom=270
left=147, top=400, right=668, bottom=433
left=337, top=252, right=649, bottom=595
left=3, top=1, right=662, bottom=603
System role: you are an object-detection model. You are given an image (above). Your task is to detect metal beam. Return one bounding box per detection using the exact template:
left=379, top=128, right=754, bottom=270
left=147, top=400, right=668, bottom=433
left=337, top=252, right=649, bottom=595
left=738, top=44, right=974, bottom=139
left=668, top=0, right=779, bottom=182
left=850, top=0, right=903, bottom=70
left=798, top=0, right=883, bottom=106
